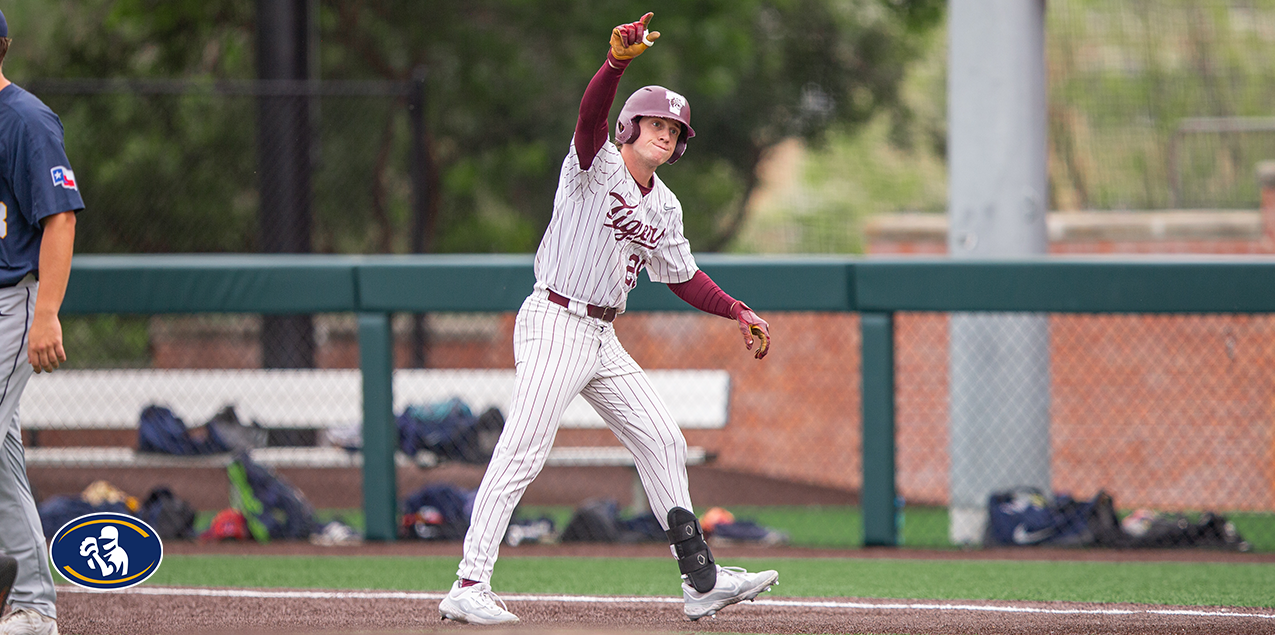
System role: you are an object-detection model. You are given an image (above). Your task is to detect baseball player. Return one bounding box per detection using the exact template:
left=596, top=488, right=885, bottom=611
left=0, top=9, right=83, bottom=635
left=438, top=12, right=777, bottom=625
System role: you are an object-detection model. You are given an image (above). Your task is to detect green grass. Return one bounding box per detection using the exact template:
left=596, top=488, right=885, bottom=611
left=516, top=504, right=875, bottom=548
left=711, top=505, right=1275, bottom=552
left=194, top=508, right=366, bottom=535
left=259, top=504, right=1275, bottom=552
left=1227, top=513, right=1275, bottom=552
left=73, top=554, right=1275, bottom=609
left=201, top=504, right=1275, bottom=553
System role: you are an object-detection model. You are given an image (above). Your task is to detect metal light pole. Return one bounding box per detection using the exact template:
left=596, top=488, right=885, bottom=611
left=256, top=0, right=316, bottom=368
left=946, top=0, right=1051, bottom=544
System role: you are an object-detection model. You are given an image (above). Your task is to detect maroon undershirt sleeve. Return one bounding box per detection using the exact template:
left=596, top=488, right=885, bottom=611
left=574, top=52, right=630, bottom=170
left=668, top=270, right=743, bottom=320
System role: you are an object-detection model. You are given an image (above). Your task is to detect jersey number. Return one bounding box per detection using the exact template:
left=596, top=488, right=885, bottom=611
left=625, top=254, right=643, bottom=289
left=0, top=202, right=7, bottom=239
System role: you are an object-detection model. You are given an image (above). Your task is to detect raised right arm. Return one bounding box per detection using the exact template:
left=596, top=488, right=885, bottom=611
left=573, top=53, right=629, bottom=170
left=574, top=12, right=660, bottom=170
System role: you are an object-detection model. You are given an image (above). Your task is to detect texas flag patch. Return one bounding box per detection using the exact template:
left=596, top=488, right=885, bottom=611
left=51, top=166, right=77, bottom=190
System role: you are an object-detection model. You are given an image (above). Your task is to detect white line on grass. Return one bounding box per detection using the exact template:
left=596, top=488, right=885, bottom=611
left=57, top=586, right=1275, bottom=621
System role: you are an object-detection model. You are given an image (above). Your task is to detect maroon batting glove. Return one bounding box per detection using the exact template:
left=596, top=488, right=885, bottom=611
left=611, top=12, right=659, bottom=60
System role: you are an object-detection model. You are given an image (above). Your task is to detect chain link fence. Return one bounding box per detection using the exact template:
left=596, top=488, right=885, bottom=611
left=896, top=312, right=1273, bottom=551
left=24, top=306, right=1275, bottom=552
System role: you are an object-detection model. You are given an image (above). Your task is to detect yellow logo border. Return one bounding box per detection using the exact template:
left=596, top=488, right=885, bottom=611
left=51, top=513, right=163, bottom=590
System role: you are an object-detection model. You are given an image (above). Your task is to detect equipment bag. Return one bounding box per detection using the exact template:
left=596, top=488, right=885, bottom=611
left=37, top=496, right=132, bottom=539
left=984, top=487, right=1098, bottom=547
left=228, top=451, right=317, bottom=542
left=1122, top=510, right=1249, bottom=550
left=400, top=483, right=474, bottom=540
left=396, top=399, right=504, bottom=463
left=137, top=405, right=228, bottom=455
left=205, top=405, right=267, bottom=453
left=139, top=487, right=197, bottom=540
left=560, top=499, right=662, bottom=543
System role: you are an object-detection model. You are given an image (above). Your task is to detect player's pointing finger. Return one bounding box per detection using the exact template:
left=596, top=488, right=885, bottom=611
left=612, top=13, right=659, bottom=60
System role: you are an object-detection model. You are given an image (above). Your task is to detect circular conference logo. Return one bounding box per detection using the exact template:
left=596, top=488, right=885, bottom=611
left=50, top=513, right=163, bottom=590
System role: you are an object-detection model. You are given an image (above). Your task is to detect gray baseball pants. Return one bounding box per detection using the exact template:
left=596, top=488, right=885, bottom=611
left=0, top=278, right=57, bottom=619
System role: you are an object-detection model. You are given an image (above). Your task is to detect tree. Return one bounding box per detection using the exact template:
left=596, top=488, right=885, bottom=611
left=320, top=0, right=943, bottom=252
left=6, top=0, right=259, bottom=254
left=7, top=0, right=942, bottom=254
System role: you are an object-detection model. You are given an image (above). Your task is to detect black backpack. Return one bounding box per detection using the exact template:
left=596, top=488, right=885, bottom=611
left=1121, top=511, right=1250, bottom=550
left=205, top=405, right=267, bottom=453
left=560, top=499, right=662, bottom=543
left=139, top=487, right=197, bottom=540
left=396, top=399, right=504, bottom=463
left=137, top=405, right=228, bottom=455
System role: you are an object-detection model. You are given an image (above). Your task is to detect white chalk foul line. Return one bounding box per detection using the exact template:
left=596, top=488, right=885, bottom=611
left=58, top=586, right=1275, bottom=621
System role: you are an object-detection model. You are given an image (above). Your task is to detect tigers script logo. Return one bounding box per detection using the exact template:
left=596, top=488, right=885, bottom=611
left=604, top=192, right=665, bottom=249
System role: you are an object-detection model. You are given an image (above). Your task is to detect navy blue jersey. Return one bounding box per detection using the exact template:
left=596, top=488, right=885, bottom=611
left=0, top=84, right=84, bottom=286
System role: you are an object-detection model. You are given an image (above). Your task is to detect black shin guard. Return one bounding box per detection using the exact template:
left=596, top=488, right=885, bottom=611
left=666, top=507, right=716, bottom=593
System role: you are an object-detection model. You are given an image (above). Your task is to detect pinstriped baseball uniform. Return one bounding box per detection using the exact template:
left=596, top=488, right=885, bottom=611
left=535, top=141, right=696, bottom=310
left=456, top=139, right=700, bottom=584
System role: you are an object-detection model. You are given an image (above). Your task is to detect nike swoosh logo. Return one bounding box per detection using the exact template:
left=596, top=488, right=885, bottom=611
left=1012, top=523, right=1056, bottom=544
left=663, top=204, right=676, bottom=212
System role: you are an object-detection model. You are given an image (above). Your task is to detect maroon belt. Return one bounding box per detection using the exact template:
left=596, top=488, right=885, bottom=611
left=547, top=290, right=618, bottom=322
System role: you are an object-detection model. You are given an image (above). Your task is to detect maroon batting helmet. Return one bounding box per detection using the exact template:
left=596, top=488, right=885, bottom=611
left=615, top=85, right=695, bottom=164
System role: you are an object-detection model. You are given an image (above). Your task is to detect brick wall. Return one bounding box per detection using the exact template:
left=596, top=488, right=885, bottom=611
left=862, top=170, right=1275, bottom=511
left=892, top=313, right=1275, bottom=511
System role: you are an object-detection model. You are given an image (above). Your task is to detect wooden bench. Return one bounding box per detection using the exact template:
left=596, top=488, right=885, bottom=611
left=20, top=368, right=729, bottom=470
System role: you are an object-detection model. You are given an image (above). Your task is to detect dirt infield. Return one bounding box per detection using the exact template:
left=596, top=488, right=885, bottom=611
left=53, top=543, right=1275, bottom=635
left=57, top=584, right=1275, bottom=635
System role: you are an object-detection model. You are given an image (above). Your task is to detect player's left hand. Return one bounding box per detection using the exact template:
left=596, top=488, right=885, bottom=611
left=28, top=313, right=66, bottom=373
left=611, top=12, right=660, bottom=60
left=732, top=303, right=771, bottom=360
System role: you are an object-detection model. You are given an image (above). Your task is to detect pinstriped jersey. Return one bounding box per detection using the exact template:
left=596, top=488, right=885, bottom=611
left=533, top=140, right=696, bottom=313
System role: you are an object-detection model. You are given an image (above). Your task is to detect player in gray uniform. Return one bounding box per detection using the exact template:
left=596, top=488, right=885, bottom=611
left=0, top=9, right=83, bottom=635
left=439, top=13, right=776, bottom=625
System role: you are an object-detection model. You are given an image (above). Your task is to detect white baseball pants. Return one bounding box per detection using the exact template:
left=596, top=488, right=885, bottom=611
left=0, top=278, right=57, bottom=618
left=457, top=292, right=693, bottom=583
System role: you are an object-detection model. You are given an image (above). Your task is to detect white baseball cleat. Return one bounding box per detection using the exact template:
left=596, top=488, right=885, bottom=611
left=0, top=608, right=59, bottom=635
left=682, top=565, right=779, bottom=621
left=438, top=580, right=520, bottom=625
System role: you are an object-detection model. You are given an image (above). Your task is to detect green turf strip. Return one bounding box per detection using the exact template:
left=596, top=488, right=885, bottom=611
left=457, top=505, right=1275, bottom=552
left=225, top=506, right=1275, bottom=552
left=111, top=555, right=1275, bottom=609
